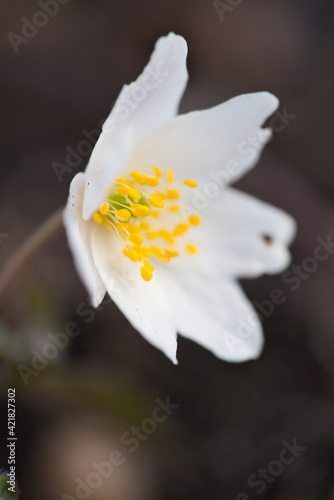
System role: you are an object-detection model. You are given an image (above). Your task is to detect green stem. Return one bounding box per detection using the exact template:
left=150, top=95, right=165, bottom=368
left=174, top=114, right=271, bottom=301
left=0, top=207, right=64, bottom=300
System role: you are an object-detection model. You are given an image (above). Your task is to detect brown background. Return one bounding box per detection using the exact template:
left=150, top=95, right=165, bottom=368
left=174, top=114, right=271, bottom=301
left=1, top=0, right=334, bottom=499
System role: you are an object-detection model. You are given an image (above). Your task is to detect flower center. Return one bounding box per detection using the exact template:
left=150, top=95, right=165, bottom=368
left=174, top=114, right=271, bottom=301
left=92, top=167, right=201, bottom=281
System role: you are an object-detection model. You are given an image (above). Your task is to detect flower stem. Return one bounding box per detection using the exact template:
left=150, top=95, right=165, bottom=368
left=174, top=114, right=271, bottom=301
left=0, top=207, right=64, bottom=300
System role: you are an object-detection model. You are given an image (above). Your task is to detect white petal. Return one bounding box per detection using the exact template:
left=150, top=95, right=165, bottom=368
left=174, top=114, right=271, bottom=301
left=63, top=173, right=106, bottom=307
left=85, top=32, right=188, bottom=179
left=189, top=188, right=296, bottom=279
left=161, top=268, right=264, bottom=362
left=90, top=225, right=178, bottom=363
left=125, top=91, right=278, bottom=181
left=82, top=126, right=134, bottom=220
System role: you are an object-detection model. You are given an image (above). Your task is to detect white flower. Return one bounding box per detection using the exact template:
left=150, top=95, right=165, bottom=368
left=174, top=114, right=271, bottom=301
left=63, top=33, right=296, bottom=364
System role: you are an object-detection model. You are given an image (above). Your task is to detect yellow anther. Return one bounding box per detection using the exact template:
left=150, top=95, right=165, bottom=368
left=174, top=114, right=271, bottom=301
left=145, top=176, right=159, bottom=187
left=143, top=260, right=154, bottom=271
left=158, top=230, right=175, bottom=243
left=166, top=170, right=174, bottom=183
left=141, top=266, right=153, bottom=282
left=146, top=232, right=157, bottom=240
left=140, top=222, right=150, bottom=230
left=129, top=233, right=144, bottom=246
left=150, top=194, right=164, bottom=208
left=99, top=202, right=110, bottom=215
left=185, top=243, right=198, bottom=254
left=183, top=179, right=198, bottom=188
left=158, top=255, right=171, bottom=263
left=174, top=223, right=188, bottom=235
left=128, top=187, right=141, bottom=200
left=152, top=166, right=163, bottom=177
left=165, top=248, right=179, bottom=258
left=189, top=215, right=201, bottom=225
left=130, top=203, right=150, bottom=217
left=117, top=185, right=129, bottom=196
left=131, top=171, right=147, bottom=184
left=151, top=211, right=160, bottom=218
left=117, top=177, right=127, bottom=184
left=141, top=247, right=151, bottom=258
left=149, top=246, right=163, bottom=257
left=115, top=209, right=131, bottom=222
left=93, top=213, right=103, bottom=224
left=124, top=248, right=140, bottom=262
left=168, top=205, right=180, bottom=213
left=166, top=189, right=180, bottom=199
left=128, top=224, right=140, bottom=233
left=116, top=222, right=129, bottom=233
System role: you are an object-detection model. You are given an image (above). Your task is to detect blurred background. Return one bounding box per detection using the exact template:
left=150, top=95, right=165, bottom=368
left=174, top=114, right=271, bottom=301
left=1, top=0, right=334, bottom=498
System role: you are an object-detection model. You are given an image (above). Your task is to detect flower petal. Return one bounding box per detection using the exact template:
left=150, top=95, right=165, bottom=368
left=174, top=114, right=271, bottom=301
left=186, top=188, right=296, bottom=279
left=90, top=225, right=178, bottom=363
left=125, top=91, right=279, bottom=181
left=85, top=32, right=188, bottom=179
left=63, top=173, right=106, bottom=307
left=161, top=269, right=264, bottom=362
left=82, top=126, right=134, bottom=220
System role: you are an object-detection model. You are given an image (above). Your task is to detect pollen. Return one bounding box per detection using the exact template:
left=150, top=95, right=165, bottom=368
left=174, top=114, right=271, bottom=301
left=183, top=179, right=198, bottom=188
left=93, top=213, right=103, bottom=224
left=128, top=187, right=141, bottom=200
left=130, top=203, right=150, bottom=217
left=166, top=170, right=174, bottom=183
left=185, top=243, right=198, bottom=254
left=150, top=194, right=164, bottom=208
left=141, top=266, right=153, bottom=282
left=166, top=189, right=180, bottom=200
left=129, top=233, right=144, bottom=246
left=189, top=215, right=201, bottom=225
left=92, top=166, right=200, bottom=282
left=115, top=209, right=132, bottom=222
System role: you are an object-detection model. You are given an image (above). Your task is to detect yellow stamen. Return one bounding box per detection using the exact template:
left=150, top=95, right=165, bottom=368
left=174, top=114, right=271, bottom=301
left=128, top=224, right=140, bottom=233
left=99, top=202, right=110, bottom=215
left=143, top=260, right=154, bottom=271
left=115, top=209, right=131, bottom=222
left=128, top=187, right=141, bottom=200
left=183, top=179, right=198, bottom=188
left=174, top=223, right=188, bottom=235
left=93, top=213, right=103, bottom=224
left=165, top=248, right=179, bottom=258
left=140, top=222, right=150, bottom=230
left=185, top=243, right=198, bottom=254
left=117, top=185, right=129, bottom=196
left=141, top=266, right=153, bottom=282
left=129, top=233, right=144, bottom=246
left=117, top=177, right=127, bottom=184
left=150, top=194, right=164, bottom=208
left=189, top=215, right=201, bottom=225
left=131, top=171, right=147, bottom=184
left=124, top=248, right=140, bottom=262
left=130, top=203, right=150, bottom=217
left=166, top=170, right=174, bottom=183
left=145, top=176, right=159, bottom=187
left=153, top=166, right=163, bottom=177
left=166, top=189, right=179, bottom=199
left=168, top=205, right=180, bottom=213
left=116, top=222, right=129, bottom=233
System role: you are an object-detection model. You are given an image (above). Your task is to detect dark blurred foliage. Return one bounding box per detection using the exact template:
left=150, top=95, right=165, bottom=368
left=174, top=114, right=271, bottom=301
left=1, top=0, right=334, bottom=499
